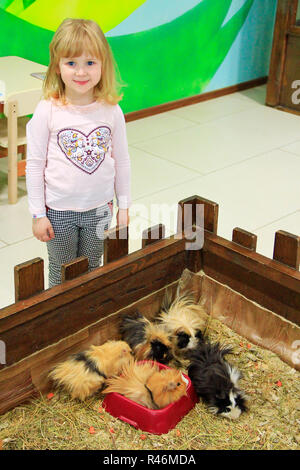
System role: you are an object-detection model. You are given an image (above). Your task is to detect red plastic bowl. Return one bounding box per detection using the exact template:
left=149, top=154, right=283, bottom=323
left=102, top=361, right=199, bottom=435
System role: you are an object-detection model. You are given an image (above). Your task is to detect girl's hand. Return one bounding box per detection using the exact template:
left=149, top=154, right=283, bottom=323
left=32, top=217, right=55, bottom=242
left=116, top=208, right=129, bottom=227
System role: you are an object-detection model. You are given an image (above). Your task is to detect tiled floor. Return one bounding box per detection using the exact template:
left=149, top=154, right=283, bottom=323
left=0, top=84, right=299, bottom=309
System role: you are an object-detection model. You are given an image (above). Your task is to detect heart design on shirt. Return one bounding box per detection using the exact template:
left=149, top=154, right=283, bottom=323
left=57, top=126, right=112, bottom=174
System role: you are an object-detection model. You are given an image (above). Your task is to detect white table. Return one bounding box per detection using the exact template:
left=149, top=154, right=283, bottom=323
left=0, top=56, right=47, bottom=110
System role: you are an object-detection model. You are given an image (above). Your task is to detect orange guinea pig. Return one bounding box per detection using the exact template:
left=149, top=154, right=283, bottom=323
left=146, top=368, right=188, bottom=409
left=103, top=360, right=188, bottom=409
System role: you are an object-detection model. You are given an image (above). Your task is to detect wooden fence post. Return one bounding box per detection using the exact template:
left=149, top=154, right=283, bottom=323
left=14, top=257, right=44, bottom=302
left=177, top=195, right=218, bottom=273
left=61, top=256, right=89, bottom=282
left=104, top=225, right=129, bottom=264
left=142, top=224, right=165, bottom=248
left=232, top=227, right=257, bottom=251
left=273, top=230, right=300, bottom=270
left=177, top=195, right=219, bottom=234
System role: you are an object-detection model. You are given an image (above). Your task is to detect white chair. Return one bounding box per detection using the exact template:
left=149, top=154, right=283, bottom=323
left=0, top=89, right=42, bottom=203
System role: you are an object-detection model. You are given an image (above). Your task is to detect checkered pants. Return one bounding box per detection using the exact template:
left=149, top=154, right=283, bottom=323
left=46, top=202, right=112, bottom=288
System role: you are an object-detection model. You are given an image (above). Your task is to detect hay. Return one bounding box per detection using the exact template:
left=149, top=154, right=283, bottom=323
left=0, top=317, right=299, bottom=450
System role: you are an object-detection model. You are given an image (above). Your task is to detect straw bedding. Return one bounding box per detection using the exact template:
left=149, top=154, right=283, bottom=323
left=0, top=316, right=299, bottom=450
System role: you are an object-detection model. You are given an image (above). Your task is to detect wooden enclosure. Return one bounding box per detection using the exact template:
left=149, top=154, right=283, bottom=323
left=0, top=195, right=299, bottom=416
left=266, top=0, right=300, bottom=115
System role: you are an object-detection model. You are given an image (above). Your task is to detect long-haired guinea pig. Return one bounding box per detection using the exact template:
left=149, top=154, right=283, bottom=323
left=146, top=367, right=188, bottom=409
left=120, top=312, right=174, bottom=364
left=103, top=360, right=188, bottom=409
left=187, top=341, right=247, bottom=419
left=158, top=293, right=208, bottom=356
left=48, top=340, right=133, bottom=401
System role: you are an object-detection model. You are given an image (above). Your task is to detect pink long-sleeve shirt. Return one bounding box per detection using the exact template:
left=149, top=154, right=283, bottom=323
left=26, top=99, right=131, bottom=216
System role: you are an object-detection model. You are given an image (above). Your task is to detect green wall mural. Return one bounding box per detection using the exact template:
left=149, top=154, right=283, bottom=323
left=2, top=0, right=146, bottom=33
left=110, top=0, right=254, bottom=111
left=0, top=0, right=259, bottom=113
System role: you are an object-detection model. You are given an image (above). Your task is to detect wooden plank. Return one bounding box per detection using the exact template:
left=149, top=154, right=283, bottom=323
left=104, top=225, right=129, bottom=264
left=289, top=0, right=299, bottom=26
left=142, top=224, right=165, bottom=248
left=232, top=227, right=257, bottom=251
left=0, top=236, right=189, bottom=367
left=14, top=257, right=44, bottom=302
left=0, top=368, right=38, bottom=415
left=266, top=0, right=292, bottom=107
left=177, top=195, right=218, bottom=234
left=273, top=230, right=300, bottom=270
left=279, top=34, right=300, bottom=112
left=202, top=232, right=300, bottom=325
left=61, top=256, right=89, bottom=282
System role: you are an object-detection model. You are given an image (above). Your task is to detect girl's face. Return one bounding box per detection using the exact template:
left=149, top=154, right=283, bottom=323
left=57, top=54, right=102, bottom=105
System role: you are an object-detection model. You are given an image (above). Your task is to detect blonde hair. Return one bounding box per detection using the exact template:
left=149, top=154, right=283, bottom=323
left=43, top=18, right=123, bottom=105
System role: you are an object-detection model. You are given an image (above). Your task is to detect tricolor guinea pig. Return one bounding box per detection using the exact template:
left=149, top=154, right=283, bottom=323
left=158, top=293, right=208, bottom=356
left=48, top=340, right=133, bottom=401
left=120, top=312, right=174, bottom=364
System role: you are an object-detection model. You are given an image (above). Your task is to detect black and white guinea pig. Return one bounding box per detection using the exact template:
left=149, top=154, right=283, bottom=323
left=187, top=341, right=247, bottom=419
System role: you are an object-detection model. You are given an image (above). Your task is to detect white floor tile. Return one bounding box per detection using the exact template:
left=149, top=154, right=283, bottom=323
left=132, top=149, right=300, bottom=242
left=134, top=105, right=300, bottom=175
left=169, top=93, right=259, bottom=124
left=280, top=140, right=300, bottom=157
left=0, top=194, right=32, bottom=244
left=211, top=105, right=300, bottom=151
left=233, top=85, right=267, bottom=106
left=126, top=112, right=196, bottom=145
left=130, top=146, right=199, bottom=200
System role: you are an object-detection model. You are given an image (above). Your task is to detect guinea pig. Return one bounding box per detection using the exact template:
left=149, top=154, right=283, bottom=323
left=158, top=294, right=208, bottom=356
left=187, top=341, right=247, bottom=419
left=48, top=340, right=133, bottom=401
left=120, top=311, right=174, bottom=364
left=103, top=360, right=187, bottom=409
left=146, top=367, right=188, bottom=409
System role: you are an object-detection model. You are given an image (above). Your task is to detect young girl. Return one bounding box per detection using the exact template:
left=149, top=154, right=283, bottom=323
left=26, top=18, right=131, bottom=288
